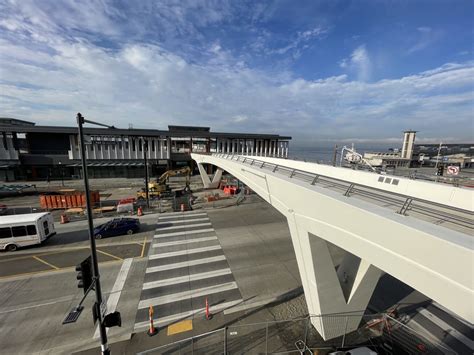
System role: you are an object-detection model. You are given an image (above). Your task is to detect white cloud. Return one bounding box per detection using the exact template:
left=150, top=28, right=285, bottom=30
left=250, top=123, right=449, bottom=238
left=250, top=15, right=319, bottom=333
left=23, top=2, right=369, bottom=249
left=339, top=45, right=371, bottom=81
left=407, top=26, right=443, bottom=54
left=0, top=2, right=472, bottom=145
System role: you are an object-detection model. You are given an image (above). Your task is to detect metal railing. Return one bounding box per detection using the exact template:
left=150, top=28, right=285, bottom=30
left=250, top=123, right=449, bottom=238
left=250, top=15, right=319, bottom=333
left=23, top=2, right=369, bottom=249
left=137, top=313, right=455, bottom=354
left=210, top=154, right=473, bottom=230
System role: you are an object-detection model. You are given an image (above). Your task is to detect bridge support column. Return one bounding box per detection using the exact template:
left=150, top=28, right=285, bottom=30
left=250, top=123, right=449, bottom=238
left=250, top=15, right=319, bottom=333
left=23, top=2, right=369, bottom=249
left=287, top=214, right=382, bottom=340
left=197, top=163, right=223, bottom=189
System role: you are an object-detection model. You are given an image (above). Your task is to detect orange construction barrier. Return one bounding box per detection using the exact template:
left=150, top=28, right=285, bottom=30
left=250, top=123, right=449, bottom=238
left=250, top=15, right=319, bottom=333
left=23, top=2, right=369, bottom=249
left=205, top=297, right=212, bottom=320
left=147, top=305, right=157, bottom=336
left=60, top=214, right=69, bottom=224
left=137, top=207, right=143, bottom=217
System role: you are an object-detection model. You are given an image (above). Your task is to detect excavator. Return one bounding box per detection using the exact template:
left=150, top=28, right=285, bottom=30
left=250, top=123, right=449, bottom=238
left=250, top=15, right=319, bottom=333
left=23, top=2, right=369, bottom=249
left=137, top=166, right=191, bottom=199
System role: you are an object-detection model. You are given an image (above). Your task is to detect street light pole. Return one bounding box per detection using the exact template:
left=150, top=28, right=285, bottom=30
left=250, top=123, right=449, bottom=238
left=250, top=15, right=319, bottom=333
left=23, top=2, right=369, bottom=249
left=143, top=139, right=150, bottom=209
left=76, top=113, right=110, bottom=355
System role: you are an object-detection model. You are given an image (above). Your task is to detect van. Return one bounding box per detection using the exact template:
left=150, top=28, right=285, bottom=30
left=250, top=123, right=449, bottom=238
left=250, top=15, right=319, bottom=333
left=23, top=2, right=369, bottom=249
left=0, top=212, right=56, bottom=251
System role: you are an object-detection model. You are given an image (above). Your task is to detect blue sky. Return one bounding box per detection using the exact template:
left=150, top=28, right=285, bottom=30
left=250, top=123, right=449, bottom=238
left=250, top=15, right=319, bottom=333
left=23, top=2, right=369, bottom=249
left=0, top=0, right=473, bottom=146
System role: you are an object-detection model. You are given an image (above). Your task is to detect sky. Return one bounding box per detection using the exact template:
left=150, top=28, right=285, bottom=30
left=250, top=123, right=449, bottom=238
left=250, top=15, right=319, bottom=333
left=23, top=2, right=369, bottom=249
left=0, top=0, right=473, bottom=147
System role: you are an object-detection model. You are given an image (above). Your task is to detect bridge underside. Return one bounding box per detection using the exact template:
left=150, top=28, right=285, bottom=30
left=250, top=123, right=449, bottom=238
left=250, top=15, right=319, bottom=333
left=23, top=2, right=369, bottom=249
left=193, top=155, right=473, bottom=340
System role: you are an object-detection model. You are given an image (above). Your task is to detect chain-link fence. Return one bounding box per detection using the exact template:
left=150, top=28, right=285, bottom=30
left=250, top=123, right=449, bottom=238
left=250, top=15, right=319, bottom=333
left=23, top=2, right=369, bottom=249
left=138, top=312, right=455, bottom=354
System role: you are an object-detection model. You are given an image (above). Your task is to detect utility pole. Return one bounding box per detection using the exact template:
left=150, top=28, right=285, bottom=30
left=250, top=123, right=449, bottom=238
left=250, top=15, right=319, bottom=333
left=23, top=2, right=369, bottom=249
left=143, top=139, right=150, bottom=209
left=77, top=113, right=111, bottom=355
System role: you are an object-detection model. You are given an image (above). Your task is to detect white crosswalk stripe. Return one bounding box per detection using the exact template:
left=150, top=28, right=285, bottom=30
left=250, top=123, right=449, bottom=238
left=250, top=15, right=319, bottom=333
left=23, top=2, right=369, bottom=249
left=138, top=282, right=238, bottom=308
left=146, top=255, right=227, bottom=273
left=156, top=217, right=209, bottom=226
left=134, top=211, right=243, bottom=329
left=157, top=222, right=212, bottom=231
left=154, top=228, right=215, bottom=238
left=158, top=212, right=207, bottom=219
left=148, top=245, right=222, bottom=260
left=153, top=236, right=217, bottom=247
left=143, top=269, right=232, bottom=289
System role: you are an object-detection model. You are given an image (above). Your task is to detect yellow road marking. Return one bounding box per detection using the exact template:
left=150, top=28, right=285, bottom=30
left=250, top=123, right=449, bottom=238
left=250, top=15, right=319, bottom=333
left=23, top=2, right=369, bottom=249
left=96, top=249, right=123, bottom=261
left=32, top=256, right=60, bottom=270
left=140, top=236, right=147, bottom=258
left=0, top=259, right=123, bottom=280
left=0, top=247, right=90, bottom=264
left=167, top=320, right=193, bottom=336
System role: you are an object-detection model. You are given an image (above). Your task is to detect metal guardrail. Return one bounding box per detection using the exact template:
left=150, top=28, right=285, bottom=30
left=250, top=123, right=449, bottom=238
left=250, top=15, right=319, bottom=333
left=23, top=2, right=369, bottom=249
left=137, top=313, right=455, bottom=354
left=211, top=154, right=473, bottom=229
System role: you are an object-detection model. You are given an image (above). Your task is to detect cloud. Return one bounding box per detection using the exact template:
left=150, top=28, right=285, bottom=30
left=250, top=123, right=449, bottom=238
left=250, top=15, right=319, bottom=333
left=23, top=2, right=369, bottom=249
left=0, top=1, right=472, bottom=145
left=407, top=26, right=443, bottom=54
left=339, top=45, right=372, bottom=81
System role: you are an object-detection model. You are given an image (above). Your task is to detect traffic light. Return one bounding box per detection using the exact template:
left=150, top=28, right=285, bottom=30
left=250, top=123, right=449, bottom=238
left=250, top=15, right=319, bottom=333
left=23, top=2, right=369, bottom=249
left=103, top=311, right=122, bottom=328
left=437, top=165, right=444, bottom=176
left=76, top=256, right=93, bottom=293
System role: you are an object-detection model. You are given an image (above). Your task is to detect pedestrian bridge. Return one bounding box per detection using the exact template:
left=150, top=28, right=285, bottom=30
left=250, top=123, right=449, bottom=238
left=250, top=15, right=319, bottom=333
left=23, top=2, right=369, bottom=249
left=192, top=153, right=473, bottom=340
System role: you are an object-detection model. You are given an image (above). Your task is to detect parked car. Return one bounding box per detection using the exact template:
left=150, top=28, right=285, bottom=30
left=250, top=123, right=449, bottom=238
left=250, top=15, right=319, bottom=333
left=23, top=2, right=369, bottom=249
left=93, top=218, right=140, bottom=239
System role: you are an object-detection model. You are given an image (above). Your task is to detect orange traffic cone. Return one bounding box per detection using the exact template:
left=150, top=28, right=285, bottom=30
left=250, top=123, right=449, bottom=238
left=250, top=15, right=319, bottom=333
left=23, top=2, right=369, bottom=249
left=137, top=206, right=143, bottom=217
left=60, top=214, right=69, bottom=224
left=180, top=203, right=185, bottom=212
left=205, top=297, right=212, bottom=320
left=147, top=305, right=157, bottom=336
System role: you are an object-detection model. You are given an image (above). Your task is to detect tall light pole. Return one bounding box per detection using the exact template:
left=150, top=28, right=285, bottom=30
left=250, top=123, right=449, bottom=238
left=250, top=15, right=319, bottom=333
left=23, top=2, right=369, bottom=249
left=77, top=113, right=114, bottom=355
left=142, top=138, right=150, bottom=209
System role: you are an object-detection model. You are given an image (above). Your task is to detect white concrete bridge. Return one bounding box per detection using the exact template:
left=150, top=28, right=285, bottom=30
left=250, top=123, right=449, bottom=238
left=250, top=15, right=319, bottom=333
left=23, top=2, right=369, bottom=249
left=192, top=153, right=473, bottom=340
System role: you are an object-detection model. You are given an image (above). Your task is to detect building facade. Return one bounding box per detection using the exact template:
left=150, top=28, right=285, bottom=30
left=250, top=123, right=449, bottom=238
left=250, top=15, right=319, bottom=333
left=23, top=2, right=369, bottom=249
left=0, top=118, right=291, bottom=181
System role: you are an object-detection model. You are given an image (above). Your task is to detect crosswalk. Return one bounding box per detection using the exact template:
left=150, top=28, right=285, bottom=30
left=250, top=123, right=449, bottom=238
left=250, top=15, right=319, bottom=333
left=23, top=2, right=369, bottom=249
left=134, top=210, right=243, bottom=331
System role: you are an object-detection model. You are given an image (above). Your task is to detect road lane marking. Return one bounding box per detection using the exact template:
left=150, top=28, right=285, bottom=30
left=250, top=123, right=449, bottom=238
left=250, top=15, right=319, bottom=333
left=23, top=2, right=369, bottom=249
left=32, top=256, right=59, bottom=270
left=146, top=255, right=226, bottom=273
left=96, top=249, right=123, bottom=261
left=153, top=236, right=217, bottom=248
left=154, top=228, right=215, bottom=238
left=140, top=236, right=147, bottom=258
left=159, top=211, right=206, bottom=217
left=143, top=268, right=232, bottom=290
left=133, top=299, right=243, bottom=331
left=138, top=281, right=238, bottom=308
left=157, top=222, right=212, bottom=231
left=0, top=295, right=75, bottom=314
left=94, top=258, right=133, bottom=339
left=156, top=217, right=209, bottom=226
left=417, top=307, right=473, bottom=349
left=158, top=213, right=207, bottom=220
left=0, top=259, right=124, bottom=281
left=148, top=245, right=222, bottom=260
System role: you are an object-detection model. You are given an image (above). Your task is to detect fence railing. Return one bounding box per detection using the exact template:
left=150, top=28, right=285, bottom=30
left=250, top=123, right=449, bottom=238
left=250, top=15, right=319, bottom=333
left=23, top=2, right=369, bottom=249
left=137, top=313, right=455, bottom=354
left=210, top=153, right=473, bottom=230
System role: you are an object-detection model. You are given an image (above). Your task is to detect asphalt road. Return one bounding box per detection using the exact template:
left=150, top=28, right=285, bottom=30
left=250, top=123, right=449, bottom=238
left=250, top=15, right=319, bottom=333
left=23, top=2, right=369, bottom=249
left=0, top=213, right=159, bottom=279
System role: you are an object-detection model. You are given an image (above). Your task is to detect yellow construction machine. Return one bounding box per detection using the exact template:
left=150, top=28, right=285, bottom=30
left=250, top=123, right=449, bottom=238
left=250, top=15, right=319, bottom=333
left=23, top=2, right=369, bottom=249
left=137, top=166, right=191, bottom=199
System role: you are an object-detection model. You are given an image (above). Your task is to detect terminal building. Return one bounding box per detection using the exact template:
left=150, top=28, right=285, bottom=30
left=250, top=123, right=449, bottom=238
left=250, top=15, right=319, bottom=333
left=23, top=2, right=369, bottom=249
left=0, top=118, right=291, bottom=181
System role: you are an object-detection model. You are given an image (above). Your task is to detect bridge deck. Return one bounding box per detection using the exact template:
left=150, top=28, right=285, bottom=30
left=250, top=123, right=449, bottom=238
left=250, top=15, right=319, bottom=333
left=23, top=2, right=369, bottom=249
left=217, top=154, right=473, bottom=236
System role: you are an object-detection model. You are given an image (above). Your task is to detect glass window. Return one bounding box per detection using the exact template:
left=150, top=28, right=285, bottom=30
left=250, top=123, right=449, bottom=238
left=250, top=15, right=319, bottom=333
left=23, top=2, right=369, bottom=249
left=12, top=226, right=27, bottom=237
left=0, top=227, right=12, bottom=239
left=27, top=225, right=37, bottom=235
left=43, top=220, right=49, bottom=235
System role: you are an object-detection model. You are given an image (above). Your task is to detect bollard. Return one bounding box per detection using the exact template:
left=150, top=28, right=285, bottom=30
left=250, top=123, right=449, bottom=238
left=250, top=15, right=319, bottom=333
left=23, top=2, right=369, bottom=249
left=205, top=297, right=212, bottom=320
left=147, top=305, right=157, bottom=336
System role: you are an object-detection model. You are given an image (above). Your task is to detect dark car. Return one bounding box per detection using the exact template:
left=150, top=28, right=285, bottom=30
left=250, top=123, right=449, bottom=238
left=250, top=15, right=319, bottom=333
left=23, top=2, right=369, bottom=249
left=93, top=218, right=140, bottom=239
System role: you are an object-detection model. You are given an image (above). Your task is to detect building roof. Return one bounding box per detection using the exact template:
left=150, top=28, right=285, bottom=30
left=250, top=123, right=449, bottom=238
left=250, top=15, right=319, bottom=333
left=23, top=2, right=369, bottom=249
left=0, top=123, right=291, bottom=140
left=0, top=117, right=35, bottom=126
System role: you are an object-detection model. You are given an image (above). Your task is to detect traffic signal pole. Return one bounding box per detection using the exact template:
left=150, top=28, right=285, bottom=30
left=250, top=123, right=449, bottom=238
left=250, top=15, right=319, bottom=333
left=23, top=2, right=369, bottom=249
left=77, top=113, right=110, bottom=355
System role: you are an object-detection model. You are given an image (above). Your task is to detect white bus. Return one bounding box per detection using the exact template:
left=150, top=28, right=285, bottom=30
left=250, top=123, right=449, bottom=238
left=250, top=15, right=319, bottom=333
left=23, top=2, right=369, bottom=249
left=0, top=212, right=56, bottom=252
